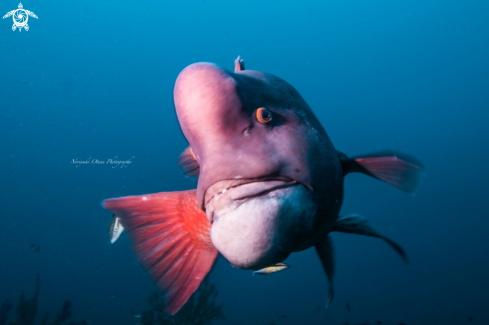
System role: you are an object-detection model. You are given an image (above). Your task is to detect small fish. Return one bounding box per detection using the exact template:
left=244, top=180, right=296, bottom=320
left=377, top=322, right=382, bottom=325
left=30, top=244, right=40, bottom=252
left=346, top=302, right=350, bottom=312
left=281, top=315, right=287, bottom=318
left=108, top=214, right=124, bottom=244
left=252, top=263, right=290, bottom=276
left=468, top=316, right=473, bottom=322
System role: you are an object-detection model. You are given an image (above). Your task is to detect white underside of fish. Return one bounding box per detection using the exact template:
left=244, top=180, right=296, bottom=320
left=206, top=181, right=317, bottom=269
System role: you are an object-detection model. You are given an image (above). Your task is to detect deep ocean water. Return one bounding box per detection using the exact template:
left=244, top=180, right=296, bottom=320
left=1, top=1, right=488, bottom=324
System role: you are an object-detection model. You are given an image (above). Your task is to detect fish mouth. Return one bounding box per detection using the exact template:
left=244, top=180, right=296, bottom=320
left=204, top=178, right=317, bottom=269
left=204, top=176, right=298, bottom=223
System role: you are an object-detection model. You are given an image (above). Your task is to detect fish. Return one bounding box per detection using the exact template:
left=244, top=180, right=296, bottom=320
left=102, top=56, right=425, bottom=314
left=108, top=213, right=124, bottom=244
left=346, top=302, right=350, bottom=312
left=252, top=263, right=289, bottom=276
left=468, top=316, right=473, bottom=322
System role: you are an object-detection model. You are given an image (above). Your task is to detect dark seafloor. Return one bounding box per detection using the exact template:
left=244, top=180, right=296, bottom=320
left=1, top=1, right=488, bottom=324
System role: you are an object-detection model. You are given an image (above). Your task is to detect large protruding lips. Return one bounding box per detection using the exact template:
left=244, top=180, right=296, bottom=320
left=204, top=177, right=297, bottom=223
left=204, top=177, right=317, bottom=269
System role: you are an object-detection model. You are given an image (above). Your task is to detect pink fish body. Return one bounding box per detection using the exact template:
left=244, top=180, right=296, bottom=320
left=103, top=57, right=425, bottom=314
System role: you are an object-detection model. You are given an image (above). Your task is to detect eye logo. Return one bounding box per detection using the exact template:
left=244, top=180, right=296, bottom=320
left=3, top=3, right=37, bottom=32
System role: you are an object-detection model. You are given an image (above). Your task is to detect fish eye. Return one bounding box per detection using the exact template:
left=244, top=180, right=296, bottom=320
left=256, top=107, right=272, bottom=124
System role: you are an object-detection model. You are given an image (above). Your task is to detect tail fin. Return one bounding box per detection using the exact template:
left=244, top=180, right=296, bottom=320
left=315, top=235, right=335, bottom=308
left=338, top=150, right=425, bottom=195
left=333, top=214, right=409, bottom=264
left=102, top=190, right=218, bottom=314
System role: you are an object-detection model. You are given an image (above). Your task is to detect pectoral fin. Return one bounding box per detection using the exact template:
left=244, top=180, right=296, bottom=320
left=333, top=214, right=409, bottom=264
left=103, top=190, right=218, bottom=314
left=338, top=150, right=426, bottom=195
left=178, top=146, right=200, bottom=177
left=315, top=235, right=335, bottom=307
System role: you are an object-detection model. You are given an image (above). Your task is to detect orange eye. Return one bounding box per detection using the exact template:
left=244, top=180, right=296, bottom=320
left=256, top=107, right=272, bottom=124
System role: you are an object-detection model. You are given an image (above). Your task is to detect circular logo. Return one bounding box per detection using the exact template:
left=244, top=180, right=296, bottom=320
left=13, top=9, right=27, bottom=27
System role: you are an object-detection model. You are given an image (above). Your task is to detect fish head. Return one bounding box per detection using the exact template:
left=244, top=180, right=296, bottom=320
left=174, top=62, right=342, bottom=269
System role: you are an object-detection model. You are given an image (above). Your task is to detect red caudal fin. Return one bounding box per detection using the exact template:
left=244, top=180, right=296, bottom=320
left=338, top=150, right=426, bottom=195
left=102, top=190, right=218, bottom=314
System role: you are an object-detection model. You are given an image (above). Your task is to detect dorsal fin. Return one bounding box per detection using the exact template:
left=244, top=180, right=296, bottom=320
left=178, top=146, right=200, bottom=177
left=235, top=56, right=245, bottom=72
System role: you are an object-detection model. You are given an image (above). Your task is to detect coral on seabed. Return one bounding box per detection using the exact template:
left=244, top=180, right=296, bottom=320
left=1, top=275, right=87, bottom=325
left=7, top=274, right=40, bottom=325
left=139, top=277, right=226, bottom=325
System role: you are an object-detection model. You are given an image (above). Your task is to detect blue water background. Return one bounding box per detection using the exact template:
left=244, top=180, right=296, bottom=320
left=1, top=1, right=488, bottom=324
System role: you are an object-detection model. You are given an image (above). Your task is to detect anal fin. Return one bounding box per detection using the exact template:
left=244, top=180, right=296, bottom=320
left=102, top=190, right=217, bottom=314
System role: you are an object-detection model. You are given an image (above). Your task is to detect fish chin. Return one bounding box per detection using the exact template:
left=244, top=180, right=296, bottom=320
left=206, top=181, right=317, bottom=269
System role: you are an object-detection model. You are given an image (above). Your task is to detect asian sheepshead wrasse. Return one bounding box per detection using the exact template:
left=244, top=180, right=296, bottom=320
left=102, top=57, right=425, bottom=314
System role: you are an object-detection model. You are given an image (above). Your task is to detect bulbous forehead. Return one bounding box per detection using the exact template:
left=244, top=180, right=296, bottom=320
left=174, top=63, right=236, bottom=111
left=174, top=63, right=243, bottom=148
